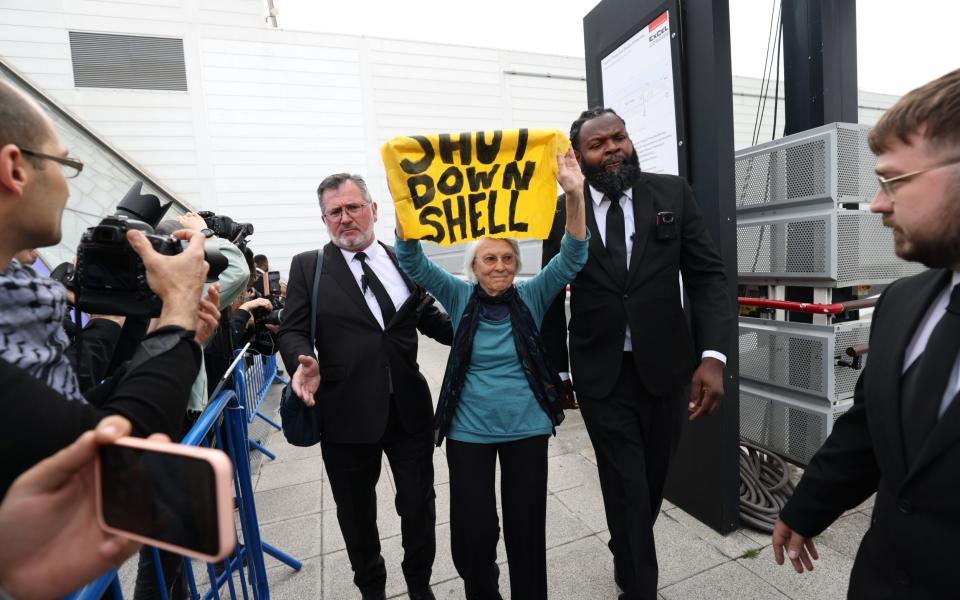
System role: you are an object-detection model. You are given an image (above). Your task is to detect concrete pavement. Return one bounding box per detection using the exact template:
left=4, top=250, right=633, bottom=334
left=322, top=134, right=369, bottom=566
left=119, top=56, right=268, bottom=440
left=254, top=334, right=867, bottom=599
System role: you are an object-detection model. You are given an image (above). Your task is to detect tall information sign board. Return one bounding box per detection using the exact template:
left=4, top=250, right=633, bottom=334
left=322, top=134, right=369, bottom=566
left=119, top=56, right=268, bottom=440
left=600, top=10, right=682, bottom=176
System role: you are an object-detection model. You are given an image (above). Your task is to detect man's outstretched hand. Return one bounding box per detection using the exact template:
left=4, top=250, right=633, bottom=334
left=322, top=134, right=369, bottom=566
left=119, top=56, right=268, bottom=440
left=292, top=355, right=321, bottom=406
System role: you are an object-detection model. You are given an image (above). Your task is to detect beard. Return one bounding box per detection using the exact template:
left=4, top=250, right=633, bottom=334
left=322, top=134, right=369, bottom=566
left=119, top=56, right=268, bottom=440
left=581, top=148, right=642, bottom=199
left=333, top=223, right=375, bottom=251
left=892, top=176, right=960, bottom=269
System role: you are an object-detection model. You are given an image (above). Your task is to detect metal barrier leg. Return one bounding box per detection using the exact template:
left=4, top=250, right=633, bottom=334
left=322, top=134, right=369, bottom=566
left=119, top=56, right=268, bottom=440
left=253, top=411, right=282, bottom=431
left=261, top=542, right=302, bottom=570
left=223, top=403, right=271, bottom=600
left=149, top=547, right=171, bottom=600
left=248, top=438, right=276, bottom=460
left=185, top=557, right=199, bottom=600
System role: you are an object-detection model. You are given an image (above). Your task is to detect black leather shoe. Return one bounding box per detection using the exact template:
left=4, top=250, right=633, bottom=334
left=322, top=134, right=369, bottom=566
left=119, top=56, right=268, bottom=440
left=361, top=591, right=386, bottom=600
left=408, top=587, right=436, bottom=600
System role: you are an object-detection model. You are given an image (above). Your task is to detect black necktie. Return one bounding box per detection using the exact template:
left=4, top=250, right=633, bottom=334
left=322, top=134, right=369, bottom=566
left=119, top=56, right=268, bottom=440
left=901, top=282, right=960, bottom=463
left=355, top=251, right=396, bottom=327
left=604, top=195, right=628, bottom=285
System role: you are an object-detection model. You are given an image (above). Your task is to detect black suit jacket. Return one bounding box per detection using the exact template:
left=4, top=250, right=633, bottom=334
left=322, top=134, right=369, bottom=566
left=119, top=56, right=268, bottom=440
left=542, top=174, right=733, bottom=399
left=277, top=241, right=452, bottom=444
left=780, top=268, right=960, bottom=599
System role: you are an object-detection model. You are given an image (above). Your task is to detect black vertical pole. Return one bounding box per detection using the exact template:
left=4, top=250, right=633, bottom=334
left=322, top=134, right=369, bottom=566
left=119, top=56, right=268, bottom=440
left=783, top=0, right=858, bottom=134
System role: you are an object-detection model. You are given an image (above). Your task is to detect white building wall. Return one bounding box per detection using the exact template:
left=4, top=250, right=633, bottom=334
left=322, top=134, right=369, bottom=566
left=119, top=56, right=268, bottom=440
left=0, top=1, right=898, bottom=276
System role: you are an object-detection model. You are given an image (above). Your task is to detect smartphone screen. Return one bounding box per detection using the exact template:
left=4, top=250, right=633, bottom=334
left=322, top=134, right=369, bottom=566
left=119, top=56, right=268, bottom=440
left=99, top=444, right=222, bottom=555
left=268, top=271, right=281, bottom=295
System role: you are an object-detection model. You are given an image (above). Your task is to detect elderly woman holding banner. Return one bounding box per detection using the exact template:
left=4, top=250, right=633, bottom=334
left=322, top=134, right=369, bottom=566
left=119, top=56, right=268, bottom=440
left=394, top=148, right=587, bottom=600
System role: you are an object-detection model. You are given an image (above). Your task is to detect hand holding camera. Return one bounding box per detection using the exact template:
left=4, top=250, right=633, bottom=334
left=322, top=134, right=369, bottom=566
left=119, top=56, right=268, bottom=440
left=177, top=212, right=207, bottom=233
left=126, top=229, right=207, bottom=332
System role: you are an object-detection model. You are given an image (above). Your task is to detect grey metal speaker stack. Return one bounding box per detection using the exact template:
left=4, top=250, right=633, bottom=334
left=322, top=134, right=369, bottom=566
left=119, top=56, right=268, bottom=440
left=734, top=123, right=924, bottom=465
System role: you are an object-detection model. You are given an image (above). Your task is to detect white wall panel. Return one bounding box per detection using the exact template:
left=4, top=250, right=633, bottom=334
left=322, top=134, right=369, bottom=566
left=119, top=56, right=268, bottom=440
left=0, top=3, right=902, bottom=276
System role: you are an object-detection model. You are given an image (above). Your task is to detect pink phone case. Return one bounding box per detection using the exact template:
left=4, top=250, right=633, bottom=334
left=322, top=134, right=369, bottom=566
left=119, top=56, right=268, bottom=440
left=94, top=437, right=236, bottom=563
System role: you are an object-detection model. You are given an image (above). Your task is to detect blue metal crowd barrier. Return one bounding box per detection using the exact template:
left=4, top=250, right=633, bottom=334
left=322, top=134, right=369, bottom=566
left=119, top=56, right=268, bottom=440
left=66, top=350, right=298, bottom=600
left=234, top=352, right=287, bottom=460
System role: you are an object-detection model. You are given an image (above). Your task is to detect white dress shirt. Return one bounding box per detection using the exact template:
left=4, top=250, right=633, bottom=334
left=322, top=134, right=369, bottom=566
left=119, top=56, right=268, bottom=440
left=340, top=240, right=411, bottom=330
left=588, top=185, right=726, bottom=364
left=901, top=271, right=960, bottom=417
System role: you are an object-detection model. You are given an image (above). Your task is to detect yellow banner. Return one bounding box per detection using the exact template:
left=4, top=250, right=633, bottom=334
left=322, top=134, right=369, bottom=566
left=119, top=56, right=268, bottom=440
left=381, top=129, right=570, bottom=246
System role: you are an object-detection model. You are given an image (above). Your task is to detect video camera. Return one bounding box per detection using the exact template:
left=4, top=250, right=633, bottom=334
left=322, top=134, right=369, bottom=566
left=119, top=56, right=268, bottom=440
left=248, top=280, right=284, bottom=331
left=64, top=181, right=228, bottom=318
left=198, top=211, right=254, bottom=250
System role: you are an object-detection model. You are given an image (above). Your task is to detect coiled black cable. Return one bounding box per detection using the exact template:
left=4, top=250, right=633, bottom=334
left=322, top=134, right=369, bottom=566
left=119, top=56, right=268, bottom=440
left=739, top=440, right=795, bottom=533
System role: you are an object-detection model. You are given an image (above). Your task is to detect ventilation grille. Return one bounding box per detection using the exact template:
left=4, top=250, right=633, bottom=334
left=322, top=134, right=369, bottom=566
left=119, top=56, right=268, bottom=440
left=69, top=32, right=187, bottom=91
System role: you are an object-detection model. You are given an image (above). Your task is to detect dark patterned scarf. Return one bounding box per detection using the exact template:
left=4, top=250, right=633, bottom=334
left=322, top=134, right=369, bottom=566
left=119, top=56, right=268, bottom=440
left=0, top=259, right=84, bottom=402
left=433, top=284, right=565, bottom=446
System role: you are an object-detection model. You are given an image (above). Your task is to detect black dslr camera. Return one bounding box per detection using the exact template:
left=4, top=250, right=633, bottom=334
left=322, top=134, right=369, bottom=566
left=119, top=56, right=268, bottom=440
left=71, top=181, right=227, bottom=317
left=198, top=211, right=254, bottom=250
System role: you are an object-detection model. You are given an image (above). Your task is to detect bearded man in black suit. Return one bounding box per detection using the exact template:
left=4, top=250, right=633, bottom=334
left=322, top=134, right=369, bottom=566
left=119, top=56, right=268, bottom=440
left=278, top=173, right=452, bottom=600
left=542, top=108, right=735, bottom=600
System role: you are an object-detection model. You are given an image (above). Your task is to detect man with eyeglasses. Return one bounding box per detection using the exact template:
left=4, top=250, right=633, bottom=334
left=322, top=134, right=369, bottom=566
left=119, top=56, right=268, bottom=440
left=772, top=68, right=960, bottom=599
left=278, top=173, right=452, bottom=600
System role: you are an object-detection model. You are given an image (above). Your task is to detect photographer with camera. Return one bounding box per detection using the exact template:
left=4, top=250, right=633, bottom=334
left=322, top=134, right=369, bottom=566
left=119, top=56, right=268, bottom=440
left=0, top=80, right=216, bottom=493
left=160, top=211, right=251, bottom=410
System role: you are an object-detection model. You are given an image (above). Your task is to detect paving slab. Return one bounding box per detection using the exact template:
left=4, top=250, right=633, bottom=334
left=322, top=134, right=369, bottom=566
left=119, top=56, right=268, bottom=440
left=264, top=437, right=324, bottom=464
left=547, top=451, right=602, bottom=493
left=660, top=561, right=790, bottom=600
left=665, top=506, right=766, bottom=559
left=260, top=513, right=322, bottom=570
left=256, top=455, right=323, bottom=492
left=554, top=483, right=610, bottom=533
left=267, top=556, right=322, bottom=598
left=654, top=513, right=729, bottom=589
left=256, top=479, right=323, bottom=525
left=546, top=535, right=618, bottom=599
left=544, top=495, right=594, bottom=549
left=737, top=544, right=853, bottom=600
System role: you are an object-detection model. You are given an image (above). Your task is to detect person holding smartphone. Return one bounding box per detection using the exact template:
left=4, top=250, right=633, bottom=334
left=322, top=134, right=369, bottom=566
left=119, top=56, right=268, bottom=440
left=0, top=416, right=148, bottom=600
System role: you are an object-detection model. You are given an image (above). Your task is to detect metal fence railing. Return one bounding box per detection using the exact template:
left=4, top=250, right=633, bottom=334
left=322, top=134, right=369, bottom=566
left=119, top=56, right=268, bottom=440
left=66, top=350, right=297, bottom=600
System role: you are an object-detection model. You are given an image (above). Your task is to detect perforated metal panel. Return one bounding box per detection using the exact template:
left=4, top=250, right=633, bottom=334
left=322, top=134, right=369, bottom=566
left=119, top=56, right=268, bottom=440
left=739, top=382, right=854, bottom=465
left=835, top=211, right=925, bottom=283
left=738, top=207, right=924, bottom=286
left=735, top=123, right=876, bottom=213
left=739, top=317, right=870, bottom=402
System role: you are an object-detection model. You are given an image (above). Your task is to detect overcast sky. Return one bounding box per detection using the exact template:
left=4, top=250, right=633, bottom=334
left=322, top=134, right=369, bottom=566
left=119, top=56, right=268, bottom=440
left=276, top=0, right=957, bottom=96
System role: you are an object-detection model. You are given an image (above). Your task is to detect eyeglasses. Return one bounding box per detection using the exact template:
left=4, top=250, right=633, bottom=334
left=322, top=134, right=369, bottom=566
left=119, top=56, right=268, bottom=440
left=323, top=202, right=369, bottom=222
left=20, top=147, right=84, bottom=179
left=876, top=156, right=960, bottom=198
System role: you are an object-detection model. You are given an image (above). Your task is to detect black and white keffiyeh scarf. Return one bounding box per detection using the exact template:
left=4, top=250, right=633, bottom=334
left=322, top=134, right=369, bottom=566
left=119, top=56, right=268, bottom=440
left=0, top=259, right=84, bottom=402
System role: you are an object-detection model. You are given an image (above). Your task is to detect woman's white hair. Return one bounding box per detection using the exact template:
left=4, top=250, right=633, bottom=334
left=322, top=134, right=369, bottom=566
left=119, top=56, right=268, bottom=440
left=462, top=237, right=523, bottom=283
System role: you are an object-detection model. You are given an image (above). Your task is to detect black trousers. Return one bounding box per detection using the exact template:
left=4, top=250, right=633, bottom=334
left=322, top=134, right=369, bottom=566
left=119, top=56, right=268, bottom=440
left=447, top=435, right=549, bottom=600
left=579, top=353, right=684, bottom=600
left=321, top=400, right=436, bottom=596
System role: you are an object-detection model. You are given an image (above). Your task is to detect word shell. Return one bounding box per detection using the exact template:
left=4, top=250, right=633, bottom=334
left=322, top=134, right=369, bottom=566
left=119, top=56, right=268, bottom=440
left=382, top=128, right=570, bottom=246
